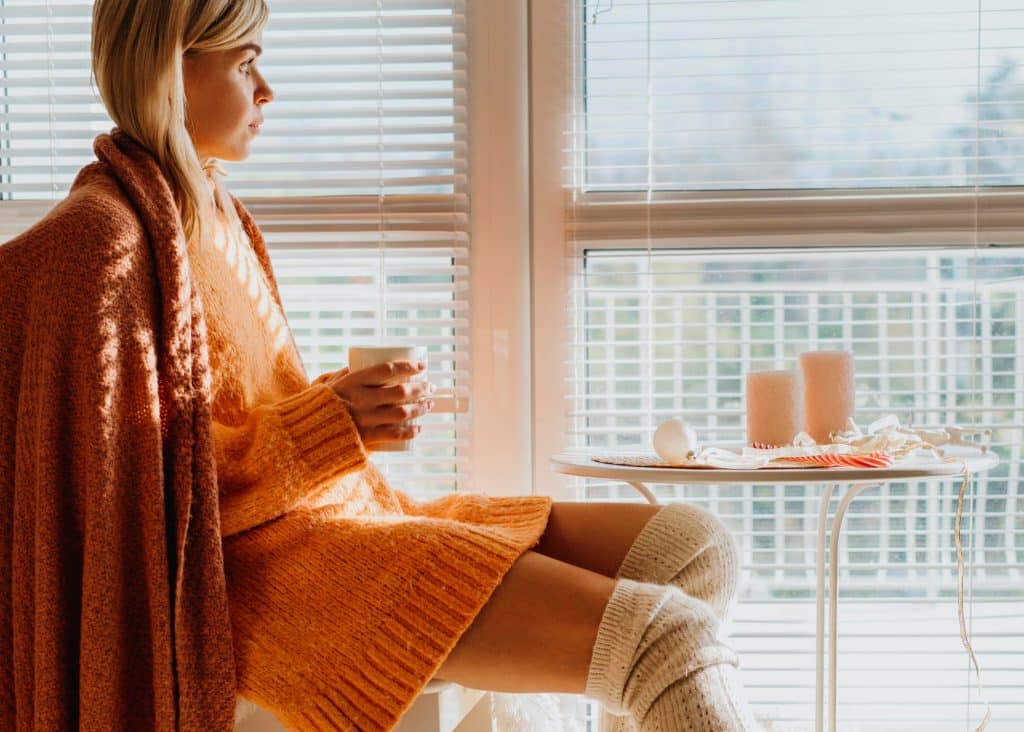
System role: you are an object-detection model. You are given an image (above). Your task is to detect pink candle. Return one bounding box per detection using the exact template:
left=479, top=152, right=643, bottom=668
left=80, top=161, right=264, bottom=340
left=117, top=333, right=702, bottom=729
left=799, top=350, right=855, bottom=444
left=746, top=370, right=803, bottom=448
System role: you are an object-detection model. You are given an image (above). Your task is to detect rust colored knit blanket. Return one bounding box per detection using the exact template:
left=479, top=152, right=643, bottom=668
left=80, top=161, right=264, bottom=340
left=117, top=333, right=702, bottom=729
left=0, top=130, right=551, bottom=731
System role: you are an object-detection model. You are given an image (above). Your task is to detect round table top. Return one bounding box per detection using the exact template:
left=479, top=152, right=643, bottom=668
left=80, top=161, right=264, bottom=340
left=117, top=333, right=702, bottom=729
left=550, top=445, right=999, bottom=485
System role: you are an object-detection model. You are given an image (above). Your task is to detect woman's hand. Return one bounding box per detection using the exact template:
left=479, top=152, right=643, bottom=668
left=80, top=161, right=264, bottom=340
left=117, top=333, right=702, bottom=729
left=320, top=360, right=435, bottom=450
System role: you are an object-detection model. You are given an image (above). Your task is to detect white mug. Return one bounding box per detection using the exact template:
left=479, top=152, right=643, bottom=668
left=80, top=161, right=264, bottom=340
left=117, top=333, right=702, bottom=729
left=346, top=345, right=466, bottom=451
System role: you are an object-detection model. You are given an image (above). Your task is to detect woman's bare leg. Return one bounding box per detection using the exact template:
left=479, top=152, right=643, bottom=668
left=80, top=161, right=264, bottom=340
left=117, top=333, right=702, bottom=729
left=536, top=501, right=740, bottom=620
left=534, top=501, right=661, bottom=578
left=435, top=503, right=657, bottom=692
left=434, top=503, right=759, bottom=729
left=434, top=550, right=616, bottom=693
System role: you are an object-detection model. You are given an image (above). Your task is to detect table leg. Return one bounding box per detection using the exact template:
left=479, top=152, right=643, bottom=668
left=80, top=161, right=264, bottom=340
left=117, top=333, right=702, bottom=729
left=821, top=482, right=882, bottom=732
left=815, top=483, right=837, bottom=732
left=626, top=481, right=660, bottom=506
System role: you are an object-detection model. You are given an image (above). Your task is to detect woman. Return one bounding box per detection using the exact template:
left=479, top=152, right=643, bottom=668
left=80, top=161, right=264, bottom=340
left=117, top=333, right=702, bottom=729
left=0, top=1, right=759, bottom=730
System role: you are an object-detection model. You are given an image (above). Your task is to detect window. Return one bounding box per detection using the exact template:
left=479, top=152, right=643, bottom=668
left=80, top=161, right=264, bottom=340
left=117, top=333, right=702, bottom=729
left=0, top=0, right=471, bottom=499
left=533, top=0, right=1024, bottom=727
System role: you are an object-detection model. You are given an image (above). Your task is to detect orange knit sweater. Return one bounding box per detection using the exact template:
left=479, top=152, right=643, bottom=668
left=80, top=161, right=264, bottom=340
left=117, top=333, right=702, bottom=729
left=0, top=130, right=552, bottom=731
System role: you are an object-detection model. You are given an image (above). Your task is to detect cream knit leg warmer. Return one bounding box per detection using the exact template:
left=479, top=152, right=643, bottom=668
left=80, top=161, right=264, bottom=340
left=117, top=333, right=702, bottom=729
left=617, top=502, right=740, bottom=621
left=585, top=579, right=761, bottom=731
left=600, top=503, right=746, bottom=732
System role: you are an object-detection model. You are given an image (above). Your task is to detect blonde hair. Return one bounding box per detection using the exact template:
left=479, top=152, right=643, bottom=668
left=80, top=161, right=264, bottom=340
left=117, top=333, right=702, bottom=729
left=91, top=0, right=268, bottom=244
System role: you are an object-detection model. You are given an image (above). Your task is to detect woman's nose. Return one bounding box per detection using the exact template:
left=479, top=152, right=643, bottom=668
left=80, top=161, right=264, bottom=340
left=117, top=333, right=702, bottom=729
left=255, top=71, right=274, bottom=105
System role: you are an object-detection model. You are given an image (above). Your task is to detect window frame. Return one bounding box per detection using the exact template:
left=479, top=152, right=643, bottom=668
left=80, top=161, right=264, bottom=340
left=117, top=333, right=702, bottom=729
left=527, top=0, right=1024, bottom=498
left=466, top=0, right=535, bottom=497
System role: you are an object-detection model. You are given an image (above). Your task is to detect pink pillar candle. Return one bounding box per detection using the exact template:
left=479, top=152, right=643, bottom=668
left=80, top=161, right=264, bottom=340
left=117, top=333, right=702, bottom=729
left=746, top=370, right=803, bottom=448
left=799, top=350, right=855, bottom=444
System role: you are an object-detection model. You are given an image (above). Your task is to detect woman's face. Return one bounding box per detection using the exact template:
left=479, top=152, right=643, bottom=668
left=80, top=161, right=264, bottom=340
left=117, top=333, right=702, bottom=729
left=182, top=36, right=273, bottom=162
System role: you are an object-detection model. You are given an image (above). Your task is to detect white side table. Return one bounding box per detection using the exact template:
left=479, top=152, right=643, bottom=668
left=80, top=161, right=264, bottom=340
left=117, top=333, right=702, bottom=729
left=550, top=448, right=998, bottom=732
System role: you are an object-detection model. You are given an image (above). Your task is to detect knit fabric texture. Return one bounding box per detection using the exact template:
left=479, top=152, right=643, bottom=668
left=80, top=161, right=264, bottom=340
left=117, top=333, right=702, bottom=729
left=616, top=502, right=741, bottom=621
left=599, top=503, right=747, bottom=732
left=584, top=580, right=758, bottom=731
left=0, top=129, right=553, bottom=731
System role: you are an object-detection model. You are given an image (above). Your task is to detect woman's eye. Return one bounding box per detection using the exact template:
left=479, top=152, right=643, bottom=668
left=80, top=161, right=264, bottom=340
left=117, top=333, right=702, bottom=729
left=240, top=58, right=255, bottom=73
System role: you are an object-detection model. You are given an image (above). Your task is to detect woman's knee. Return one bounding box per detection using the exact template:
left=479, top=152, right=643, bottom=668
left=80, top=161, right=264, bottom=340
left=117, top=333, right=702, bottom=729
left=633, top=502, right=741, bottom=617
left=673, top=503, right=740, bottom=578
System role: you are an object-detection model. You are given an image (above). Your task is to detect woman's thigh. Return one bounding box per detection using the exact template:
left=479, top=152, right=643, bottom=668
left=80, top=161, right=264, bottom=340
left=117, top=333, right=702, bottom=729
left=434, top=502, right=659, bottom=693
left=434, top=550, right=615, bottom=693
left=533, top=501, right=662, bottom=578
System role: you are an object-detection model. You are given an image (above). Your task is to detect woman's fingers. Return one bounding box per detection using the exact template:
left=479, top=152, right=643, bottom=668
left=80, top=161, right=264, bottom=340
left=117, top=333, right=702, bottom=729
left=362, top=421, right=422, bottom=446
left=327, top=363, right=430, bottom=401
left=359, top=399, right=435, bottom=428
left=333, top=380, right=434, bottom=411
left=353, top=359, right=425, bottom=387
left=367, top=380, right=434, bottom=407
left=323, top=359, right=437, bottom=448
left=339, top=366, right=433, bottom=407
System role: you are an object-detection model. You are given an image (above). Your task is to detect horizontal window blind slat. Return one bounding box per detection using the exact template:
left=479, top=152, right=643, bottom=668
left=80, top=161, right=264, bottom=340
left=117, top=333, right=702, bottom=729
left=584, top=62, right=1017, bottom=83
left=52, top=121, right=462, bottom=140
left=257, top=0, right=465, bottom=10
left=20, top=44, right=562, bottom=65
left=244, top=194, right=468, bottom=213
left=0, top=161, right=466, bottom=178
left=0, top=177, right=467, bottom=195
left=0, top=110, right=466, bottom=124
left=0, top=70, right=465, bottom=87
left=254, top=229, right=469, bottom=241
left=0, top=0, right=466, bottom=17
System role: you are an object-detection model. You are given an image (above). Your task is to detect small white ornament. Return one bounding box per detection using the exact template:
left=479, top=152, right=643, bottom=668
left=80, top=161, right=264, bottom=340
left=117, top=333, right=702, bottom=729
left=653, top=419, right=698, bottom=463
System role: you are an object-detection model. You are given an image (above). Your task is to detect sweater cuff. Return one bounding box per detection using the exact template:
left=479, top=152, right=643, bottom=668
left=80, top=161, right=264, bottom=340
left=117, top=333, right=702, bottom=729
left=275, top=384, right=368, bottom=484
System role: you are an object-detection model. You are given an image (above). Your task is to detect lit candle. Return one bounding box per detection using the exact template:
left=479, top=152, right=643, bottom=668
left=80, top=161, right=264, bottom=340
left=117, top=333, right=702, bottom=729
left=799, top=350, right=855, bottom=444
left=745, top=370, right=803, bottom=448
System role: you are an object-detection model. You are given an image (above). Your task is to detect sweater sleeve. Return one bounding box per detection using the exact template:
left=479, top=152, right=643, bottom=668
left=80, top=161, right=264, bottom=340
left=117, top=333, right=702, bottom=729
left=213, top=384, right=369, bottom=537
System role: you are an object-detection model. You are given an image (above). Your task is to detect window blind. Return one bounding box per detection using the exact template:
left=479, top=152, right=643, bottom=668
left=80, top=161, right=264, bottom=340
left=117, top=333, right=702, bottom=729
left=579, top=0, right=1024, bottom=191
left=566, top=1, right=1024, bottom=728
left=0, top=0, right=471, bottom=499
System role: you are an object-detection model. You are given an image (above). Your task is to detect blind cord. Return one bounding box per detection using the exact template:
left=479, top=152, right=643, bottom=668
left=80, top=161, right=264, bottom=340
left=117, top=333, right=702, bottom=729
left=589, top=0, right=614, bottom=25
